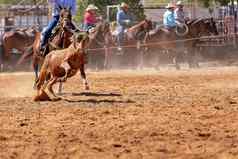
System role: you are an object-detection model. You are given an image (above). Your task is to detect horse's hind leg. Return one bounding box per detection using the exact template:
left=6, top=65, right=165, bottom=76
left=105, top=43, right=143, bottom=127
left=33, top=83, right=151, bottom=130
left=0, top=44, right=3, bottom=72
left=187, top=47, right=200, bottom=69
left=173, top=51, right=180, bottom=70
left=58, top=82, right=63, bottom=95
left=33, top=59, right=39, bottom=89
left=80, top=64, right=89, bottom=90
left=2, top=45, right=12, bottom=71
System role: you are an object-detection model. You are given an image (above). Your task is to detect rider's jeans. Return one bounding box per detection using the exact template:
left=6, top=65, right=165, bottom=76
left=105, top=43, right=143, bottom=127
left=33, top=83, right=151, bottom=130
left=41, top=15, right=60, bottom=47
left=117, top=26, right=125, bottom=48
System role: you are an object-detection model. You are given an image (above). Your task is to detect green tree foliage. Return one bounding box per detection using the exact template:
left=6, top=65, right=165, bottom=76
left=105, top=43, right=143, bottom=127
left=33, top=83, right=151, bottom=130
left=75, top=0, right=145, bottom=23
left=194, top=0, right=231, bottom=7
left=200, top=0, right=230, bottom=7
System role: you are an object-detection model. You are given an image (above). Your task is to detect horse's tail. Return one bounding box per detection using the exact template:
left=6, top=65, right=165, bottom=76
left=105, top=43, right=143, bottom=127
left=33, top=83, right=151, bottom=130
left=1, top=32, right=6, bottom=59
left=0, top=33, right=3, bottom=58
left=36, top=55, right=50, bottom=90
left=16, top=45, right=33, bottom=65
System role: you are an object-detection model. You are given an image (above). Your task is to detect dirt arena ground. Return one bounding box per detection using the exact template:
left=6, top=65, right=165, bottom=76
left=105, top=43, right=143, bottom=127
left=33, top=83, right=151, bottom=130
left=0, top=67, right=238, bottom=159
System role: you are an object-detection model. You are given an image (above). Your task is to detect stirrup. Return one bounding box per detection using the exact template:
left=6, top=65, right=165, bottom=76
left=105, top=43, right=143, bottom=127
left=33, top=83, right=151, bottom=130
left=40, top=46, right=45, bottom=52
left=39, top=45, right=47, bottom=57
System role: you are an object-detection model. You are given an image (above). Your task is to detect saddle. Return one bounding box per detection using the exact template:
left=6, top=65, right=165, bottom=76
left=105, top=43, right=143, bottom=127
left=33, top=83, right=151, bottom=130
left=49, top=25, right=61, bottom=43
left=40, top=25, right=63, bottom=56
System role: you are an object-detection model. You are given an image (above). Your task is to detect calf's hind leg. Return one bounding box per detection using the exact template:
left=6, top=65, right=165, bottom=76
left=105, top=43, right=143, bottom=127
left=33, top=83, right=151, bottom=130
left=46, top=77, right=61, bottom=101
left=80, top=64, right=89, bottom=90
left=57, top=61, right=71, bottom=94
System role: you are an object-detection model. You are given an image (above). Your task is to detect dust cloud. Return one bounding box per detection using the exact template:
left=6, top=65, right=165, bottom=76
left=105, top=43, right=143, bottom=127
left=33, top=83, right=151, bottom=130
left=0, top=72, right=35, bottom=98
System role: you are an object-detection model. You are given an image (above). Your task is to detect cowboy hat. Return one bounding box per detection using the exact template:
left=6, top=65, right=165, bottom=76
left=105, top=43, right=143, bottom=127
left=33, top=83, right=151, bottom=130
left=165, top=3, right=175, bottom=9
left=120, top=2, right=129, bottom=8
left=86, top=4, right=98, bottom=11
left=176, top=1, right=184, bottom=6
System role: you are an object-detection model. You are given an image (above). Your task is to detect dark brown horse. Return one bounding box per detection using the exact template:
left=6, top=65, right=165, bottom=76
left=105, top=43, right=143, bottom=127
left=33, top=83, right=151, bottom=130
left=86, top=21, right=111, bottom=70
left=1, top=27, right=38, bottom=70
left=108, top=19, right=153, bottom=69
left=185, top=18, right=218, bottom=68
left=143, top=18, right=218, bottom=69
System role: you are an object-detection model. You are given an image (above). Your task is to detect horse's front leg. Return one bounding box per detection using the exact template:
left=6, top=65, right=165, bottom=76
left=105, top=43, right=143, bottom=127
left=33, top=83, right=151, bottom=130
left=80, top=64, right=89, bottom=90
left=2, top=45, right=11, bottom=71
left=33, top=59, right=39, bottom=89
left=0, top=53, right=3, bottom=72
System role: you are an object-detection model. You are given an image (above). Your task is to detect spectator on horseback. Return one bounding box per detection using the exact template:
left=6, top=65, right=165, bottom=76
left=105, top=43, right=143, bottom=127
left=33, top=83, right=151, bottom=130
left=116, top=2, right=132, bottom=51
left=83, top=4, right=100, bottom=31
left=175, top=1, right=186, bottom=24
left=163, top=3, right=176, bottom=30
left=40, top=0, right=77, bottom=51
left=175, top=1, right=190, bottom=36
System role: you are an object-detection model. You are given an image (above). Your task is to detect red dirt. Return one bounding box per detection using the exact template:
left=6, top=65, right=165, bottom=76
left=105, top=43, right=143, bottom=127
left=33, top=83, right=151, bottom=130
left=0, top=68, right=238, bottom=159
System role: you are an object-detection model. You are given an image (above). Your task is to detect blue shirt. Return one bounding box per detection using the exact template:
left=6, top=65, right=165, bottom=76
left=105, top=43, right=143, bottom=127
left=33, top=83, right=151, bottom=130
left=116, top=9, right=131, bottom=27
left=163, top=10, right=176, bottom=28
left=49, top=0, right=77, bottom=16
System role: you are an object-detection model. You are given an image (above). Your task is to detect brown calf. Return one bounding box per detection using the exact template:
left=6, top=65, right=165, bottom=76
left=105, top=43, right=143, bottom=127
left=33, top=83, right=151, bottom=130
left=34, top=33, right=90, bottom=101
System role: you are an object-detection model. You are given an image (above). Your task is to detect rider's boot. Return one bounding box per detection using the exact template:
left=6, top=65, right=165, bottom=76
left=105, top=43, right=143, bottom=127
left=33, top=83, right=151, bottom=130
left=39, top=33, right=47, bottom=53
left=40, top=42, right=45, bottom=53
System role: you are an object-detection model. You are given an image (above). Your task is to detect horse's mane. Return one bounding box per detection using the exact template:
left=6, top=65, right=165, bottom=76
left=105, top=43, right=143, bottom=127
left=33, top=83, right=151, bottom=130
left=190, top=17, right=214, bottom=26
left=190, top=18, right=204, bottom=26
left=94, top=21, right=110, bottom=34
left=14, top=26, right=38, bottom=34
left=14, top=28, right=28, bottom=32
left=203, top=17, right=214, bottom=23
left=187, top=19, right=198, bottom=25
